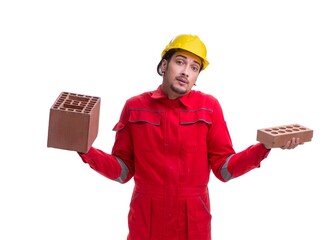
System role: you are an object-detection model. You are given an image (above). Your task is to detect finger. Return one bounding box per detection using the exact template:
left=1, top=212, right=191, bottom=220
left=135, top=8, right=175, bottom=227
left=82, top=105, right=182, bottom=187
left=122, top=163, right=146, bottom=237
left=282, top=137, right=299, bottom=150
left=296, top=138, right=304, bottom=145
left=289, top=137, right=299, bottom=149
left=281, top=140, right=291, bottom=150
left=294, top=137, right=300, bottom=145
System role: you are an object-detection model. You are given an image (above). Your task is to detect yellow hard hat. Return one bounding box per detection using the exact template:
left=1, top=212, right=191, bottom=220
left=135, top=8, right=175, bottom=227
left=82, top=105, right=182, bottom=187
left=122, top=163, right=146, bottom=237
left=161, top=34, right=209, bottom=70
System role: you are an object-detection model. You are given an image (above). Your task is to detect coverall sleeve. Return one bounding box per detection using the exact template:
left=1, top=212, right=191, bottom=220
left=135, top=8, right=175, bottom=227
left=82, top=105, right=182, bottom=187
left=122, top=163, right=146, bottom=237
left=220, top=143, right=270, bottom=181
left=78, top=101, right=135, bottom=184
left=208, top=98, right=271, bottom=182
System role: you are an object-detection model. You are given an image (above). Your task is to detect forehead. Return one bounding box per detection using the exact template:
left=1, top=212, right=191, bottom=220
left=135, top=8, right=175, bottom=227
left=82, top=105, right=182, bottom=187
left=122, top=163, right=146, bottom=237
left=173, top=50, right=202, bottom=65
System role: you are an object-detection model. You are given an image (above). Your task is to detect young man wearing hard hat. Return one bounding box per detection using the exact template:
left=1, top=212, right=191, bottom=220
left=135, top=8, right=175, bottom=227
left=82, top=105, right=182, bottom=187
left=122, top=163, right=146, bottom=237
left=78, top=34, right=301, bottom=240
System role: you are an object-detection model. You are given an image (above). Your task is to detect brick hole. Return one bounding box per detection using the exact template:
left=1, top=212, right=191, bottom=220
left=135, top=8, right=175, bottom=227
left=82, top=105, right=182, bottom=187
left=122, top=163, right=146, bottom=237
left=63, top=103, right=84, bottom=110
left=79, top=102, right=87, bottom=107
left=68, top=95, right=89, bottom=102
left=56, top=100, right=65, bottom=105
left=271, top=131, right=279, bottom=135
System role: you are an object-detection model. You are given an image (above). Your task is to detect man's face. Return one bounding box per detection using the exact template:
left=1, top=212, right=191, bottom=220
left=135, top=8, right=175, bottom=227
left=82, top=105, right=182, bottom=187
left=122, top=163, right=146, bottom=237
left=160, top=50, right=201, bottom=99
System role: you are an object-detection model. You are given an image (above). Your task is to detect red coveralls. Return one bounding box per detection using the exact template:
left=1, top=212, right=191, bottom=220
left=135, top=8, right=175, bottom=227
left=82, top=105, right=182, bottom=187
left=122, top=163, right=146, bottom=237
left=79, top=86, right=270, bottom=240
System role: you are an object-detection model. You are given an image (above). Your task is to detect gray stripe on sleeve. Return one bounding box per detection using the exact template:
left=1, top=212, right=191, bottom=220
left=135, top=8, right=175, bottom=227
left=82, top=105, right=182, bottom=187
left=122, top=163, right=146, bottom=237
left=220, top=154, right=234, bottom=182
left=114, top=157, right=129, bottom=183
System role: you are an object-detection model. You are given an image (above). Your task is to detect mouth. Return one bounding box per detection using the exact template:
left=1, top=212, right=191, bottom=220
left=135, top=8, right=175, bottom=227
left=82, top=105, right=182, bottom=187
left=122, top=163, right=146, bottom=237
left=176, top=76, right=189, bottom=84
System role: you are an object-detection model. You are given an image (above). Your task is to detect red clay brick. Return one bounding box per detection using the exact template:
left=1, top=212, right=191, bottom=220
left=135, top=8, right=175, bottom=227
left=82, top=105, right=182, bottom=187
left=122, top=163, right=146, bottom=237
left=257, top=124, right=313, bottom=148
left=47, top=92, right=101, bottom=153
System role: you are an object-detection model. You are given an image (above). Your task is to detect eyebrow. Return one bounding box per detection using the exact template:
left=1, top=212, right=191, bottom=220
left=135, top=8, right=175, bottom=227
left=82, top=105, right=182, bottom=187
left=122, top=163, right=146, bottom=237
left=176, top=54, right=201, bottom=67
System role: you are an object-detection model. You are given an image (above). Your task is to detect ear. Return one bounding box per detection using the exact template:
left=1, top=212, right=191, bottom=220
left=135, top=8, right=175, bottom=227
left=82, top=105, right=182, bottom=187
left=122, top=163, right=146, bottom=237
left=160, top=59, right=167, bottom=73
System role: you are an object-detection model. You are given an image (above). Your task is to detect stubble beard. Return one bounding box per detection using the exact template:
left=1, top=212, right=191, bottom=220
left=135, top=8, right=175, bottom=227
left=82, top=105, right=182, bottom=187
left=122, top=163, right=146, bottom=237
left=170, top=83, right=188, bottom=96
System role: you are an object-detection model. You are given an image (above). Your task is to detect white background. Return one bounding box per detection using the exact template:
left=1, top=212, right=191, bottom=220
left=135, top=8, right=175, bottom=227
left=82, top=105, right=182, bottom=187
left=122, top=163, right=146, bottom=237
left=1, top=0, right=331, bottom=239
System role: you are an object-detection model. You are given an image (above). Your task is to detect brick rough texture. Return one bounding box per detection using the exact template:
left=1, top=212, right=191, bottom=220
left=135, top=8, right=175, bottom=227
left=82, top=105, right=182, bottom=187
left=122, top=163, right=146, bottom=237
left=47, top=92, right=101, bottom=153
left=256, top=123, right=313, bottom=148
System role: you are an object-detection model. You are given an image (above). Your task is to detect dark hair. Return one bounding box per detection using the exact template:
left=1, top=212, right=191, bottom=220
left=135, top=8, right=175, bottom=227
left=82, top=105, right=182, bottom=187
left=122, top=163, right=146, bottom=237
left=156, top=49, right=177, bottom=76
left=156, top=49, right=203, bottom=76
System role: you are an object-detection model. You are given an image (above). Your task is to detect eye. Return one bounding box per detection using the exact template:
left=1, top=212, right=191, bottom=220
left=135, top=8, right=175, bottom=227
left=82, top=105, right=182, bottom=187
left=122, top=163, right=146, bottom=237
left=191, top=65, right=200, bottom=72
left=176, top=59, right=185, bottom=65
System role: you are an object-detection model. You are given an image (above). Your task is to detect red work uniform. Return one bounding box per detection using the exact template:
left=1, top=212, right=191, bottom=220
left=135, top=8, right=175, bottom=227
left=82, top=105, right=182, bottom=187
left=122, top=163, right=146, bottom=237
left=79, top=86, right=270, bottom=240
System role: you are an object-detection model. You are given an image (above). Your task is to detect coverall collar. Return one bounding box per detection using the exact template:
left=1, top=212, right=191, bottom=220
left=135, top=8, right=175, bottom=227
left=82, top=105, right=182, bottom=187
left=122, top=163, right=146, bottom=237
left=151, top=85, right=193, bottom=108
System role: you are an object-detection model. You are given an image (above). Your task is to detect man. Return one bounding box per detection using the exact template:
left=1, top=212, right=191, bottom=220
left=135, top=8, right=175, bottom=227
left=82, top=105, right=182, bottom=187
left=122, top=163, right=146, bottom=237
left=78, top=34, right=301, bottom=240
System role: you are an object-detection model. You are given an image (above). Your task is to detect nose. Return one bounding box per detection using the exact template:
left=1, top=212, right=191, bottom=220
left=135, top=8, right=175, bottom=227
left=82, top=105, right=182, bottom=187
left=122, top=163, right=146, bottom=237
left=181, top=65, right=190, bottom=77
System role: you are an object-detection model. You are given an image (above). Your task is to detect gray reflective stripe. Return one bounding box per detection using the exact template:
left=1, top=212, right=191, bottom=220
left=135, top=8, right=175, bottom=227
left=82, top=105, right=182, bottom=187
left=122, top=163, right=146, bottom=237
left=114, top=157, right=129, bottom=183
left=220, top=154, right=234, bottom=182
left=181, top=119, right=212, bottom=124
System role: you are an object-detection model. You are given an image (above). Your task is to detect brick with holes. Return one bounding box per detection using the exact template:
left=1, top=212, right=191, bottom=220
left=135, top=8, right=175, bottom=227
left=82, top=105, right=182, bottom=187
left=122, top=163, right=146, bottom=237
left=256, top=124, right=313, bottom=148
left=47, top=92, right=101, bottom=153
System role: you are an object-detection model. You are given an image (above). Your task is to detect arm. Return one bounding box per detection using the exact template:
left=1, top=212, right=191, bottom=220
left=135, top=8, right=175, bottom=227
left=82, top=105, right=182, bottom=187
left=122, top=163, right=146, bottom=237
left=208, top=99, right=271, bottom=182
left=221, top=137, right=302, bottom=181
left=217, top=143, right=271, bottom=181
left=78, top=147, right=132, bottom=183
left=78, top=101, right=135, bottom=184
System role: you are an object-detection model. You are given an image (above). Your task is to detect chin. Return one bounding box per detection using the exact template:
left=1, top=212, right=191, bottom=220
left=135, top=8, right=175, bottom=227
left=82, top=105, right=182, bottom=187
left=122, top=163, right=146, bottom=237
left=171, top=85, right=187, bottom=94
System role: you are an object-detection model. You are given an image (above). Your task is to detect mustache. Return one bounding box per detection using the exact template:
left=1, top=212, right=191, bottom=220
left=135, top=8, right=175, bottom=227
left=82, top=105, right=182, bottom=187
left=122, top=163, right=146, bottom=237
left=176, top=76, right=189, bottom=83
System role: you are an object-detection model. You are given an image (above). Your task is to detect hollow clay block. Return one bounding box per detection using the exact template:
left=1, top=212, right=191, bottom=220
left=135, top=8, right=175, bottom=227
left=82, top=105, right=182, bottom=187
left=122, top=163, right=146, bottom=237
left=47, top=92, right=101, bottom=153
left=256, top=124, right=313, bottom=148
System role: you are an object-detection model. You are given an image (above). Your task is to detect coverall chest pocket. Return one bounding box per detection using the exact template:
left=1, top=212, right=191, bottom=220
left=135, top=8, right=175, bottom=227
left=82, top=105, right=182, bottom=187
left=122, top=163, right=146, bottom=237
left=128, top=109, right=162, bottom=151
left=179, top=109, right=212, bottom=152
